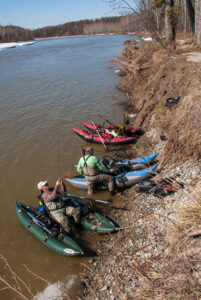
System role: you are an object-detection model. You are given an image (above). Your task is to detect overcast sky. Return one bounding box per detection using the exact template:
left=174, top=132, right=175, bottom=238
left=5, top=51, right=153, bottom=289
left=1, top=0, right=119, bottom=30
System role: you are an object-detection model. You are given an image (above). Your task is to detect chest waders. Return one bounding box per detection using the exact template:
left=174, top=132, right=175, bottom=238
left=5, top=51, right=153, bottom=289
left=83, top=155, right=99, bottom=178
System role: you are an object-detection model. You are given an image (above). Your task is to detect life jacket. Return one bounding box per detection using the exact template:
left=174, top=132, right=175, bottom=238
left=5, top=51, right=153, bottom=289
left=38, top=191, right=64, bottom=212
left=38, top=198, right=46, bottom=212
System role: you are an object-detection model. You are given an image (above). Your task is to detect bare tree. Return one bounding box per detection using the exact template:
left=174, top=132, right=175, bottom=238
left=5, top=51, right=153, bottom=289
left=195, top=0, right=201, bottom=46
left=164, top=0, right=176, bottom=42
left=186, top=0, right=195, bottom=32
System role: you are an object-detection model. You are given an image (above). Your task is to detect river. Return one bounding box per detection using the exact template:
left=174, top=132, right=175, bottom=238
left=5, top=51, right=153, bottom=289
left=0, top=34, right=137, bottom=299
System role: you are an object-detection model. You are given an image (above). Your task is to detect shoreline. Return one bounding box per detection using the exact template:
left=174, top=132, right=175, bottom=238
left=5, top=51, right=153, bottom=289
left=79, top=37, right=201, bottom=299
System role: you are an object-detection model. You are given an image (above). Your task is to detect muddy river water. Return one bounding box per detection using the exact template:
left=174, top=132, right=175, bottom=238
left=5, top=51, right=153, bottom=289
left=0, top=34, right=137, bottom=298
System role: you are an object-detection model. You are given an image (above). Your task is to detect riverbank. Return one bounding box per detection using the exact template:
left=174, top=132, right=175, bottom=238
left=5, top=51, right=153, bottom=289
left=79, top=37, right=201, bottom=299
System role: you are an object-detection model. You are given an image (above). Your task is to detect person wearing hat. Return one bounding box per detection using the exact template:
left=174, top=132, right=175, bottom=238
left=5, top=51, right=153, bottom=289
left=37, top=178, right=80, bottom=233
left=77, top=147, right=116, bottom=195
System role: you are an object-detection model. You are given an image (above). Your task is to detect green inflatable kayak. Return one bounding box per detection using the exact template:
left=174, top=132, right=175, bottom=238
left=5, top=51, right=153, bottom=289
left=81, top=212, right=117, bottom=233
left=60, top=195, right=118, bottom=234
left=16, top=202, right=83, bottom=256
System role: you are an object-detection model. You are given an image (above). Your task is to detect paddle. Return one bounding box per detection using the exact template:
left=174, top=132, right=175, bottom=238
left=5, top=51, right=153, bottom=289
left=99, top=115, right=115, bottom=127
left=65, top=166, right=74, bottom=178
left=64, top=193, right=129, bottom=211
left=65, top=193, right=110, bottom=204
left=91, top=120, right=108, bottom=152
left=105, top=205, right=130, bottom=211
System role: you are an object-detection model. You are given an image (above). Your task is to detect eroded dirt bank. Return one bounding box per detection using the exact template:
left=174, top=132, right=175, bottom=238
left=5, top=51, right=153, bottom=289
left=79, top=38, right=201, bottom=300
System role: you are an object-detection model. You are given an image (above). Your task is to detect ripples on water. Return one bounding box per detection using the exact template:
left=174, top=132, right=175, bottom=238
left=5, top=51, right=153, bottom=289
left=0, top=34, right=137, bottom=297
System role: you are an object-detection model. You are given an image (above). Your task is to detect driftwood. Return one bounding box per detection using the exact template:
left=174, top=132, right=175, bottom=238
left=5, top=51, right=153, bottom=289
left=187, top=230, right=201, bottom=238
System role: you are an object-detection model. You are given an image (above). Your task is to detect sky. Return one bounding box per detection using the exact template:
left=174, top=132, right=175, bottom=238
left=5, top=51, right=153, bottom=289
left=0, top=0, right=119, bottom=30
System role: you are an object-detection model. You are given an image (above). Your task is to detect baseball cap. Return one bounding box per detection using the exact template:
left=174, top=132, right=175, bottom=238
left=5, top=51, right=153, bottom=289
left=37, top=181, right=48, bottom=190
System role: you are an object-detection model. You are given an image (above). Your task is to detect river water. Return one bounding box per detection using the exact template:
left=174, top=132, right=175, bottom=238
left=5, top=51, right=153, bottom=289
left=0, top=34, right=137, bottom=298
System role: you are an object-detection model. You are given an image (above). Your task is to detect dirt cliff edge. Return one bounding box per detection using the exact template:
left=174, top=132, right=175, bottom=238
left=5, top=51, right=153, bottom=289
left=79, top=38, right=201, bottom=300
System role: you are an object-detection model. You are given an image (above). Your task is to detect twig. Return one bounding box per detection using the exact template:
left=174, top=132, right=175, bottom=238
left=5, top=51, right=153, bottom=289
left=0, top=254, right=20, bottom=291
left=60, top=285, right=71, bottom=300
left=23, top=264, right=50, bottom=285
left=115, top=224, right=136, bottom=231
left=155, top=213, right=182, bottom=232
left=0, top=277, right=30, bottom=300
left=82, top=278, right=98, bottom=299
left=187, top=230, right=201, bottom=238
left=127, top=261, right=153, bottom=284
left=0, top=287, right=9, bottom=291
left=0, top=255, right=34, bottom=297
left=80, top=263, right=97, bottom=276
left=158, top=130, right=174, bottom=170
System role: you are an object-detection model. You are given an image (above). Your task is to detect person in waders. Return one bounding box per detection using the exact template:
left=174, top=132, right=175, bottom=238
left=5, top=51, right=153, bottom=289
left=77, top=147, right=116, bottom=196
left=37, top=178, right=80, bottom=234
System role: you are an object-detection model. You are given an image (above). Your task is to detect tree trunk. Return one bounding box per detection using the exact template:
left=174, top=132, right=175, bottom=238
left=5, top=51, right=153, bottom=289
left=186, top=0, right=195, bottom=32
left=165, top=0, right=175, bottom=42
left=195, top=0, right=201, bottom=46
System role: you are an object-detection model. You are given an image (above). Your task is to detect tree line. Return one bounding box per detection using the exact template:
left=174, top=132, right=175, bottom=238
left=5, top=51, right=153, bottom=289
left=106, top=0, right=200, bottom=46
left=0, top=16, right=132, bottom=43
left=0, top=2, right=200, bottom=47
left=0, top=25, right=33, bottom=43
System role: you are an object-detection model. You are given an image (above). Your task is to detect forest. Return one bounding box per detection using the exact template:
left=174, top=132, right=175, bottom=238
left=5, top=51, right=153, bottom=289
left=0, top=0, right=200, bottom=47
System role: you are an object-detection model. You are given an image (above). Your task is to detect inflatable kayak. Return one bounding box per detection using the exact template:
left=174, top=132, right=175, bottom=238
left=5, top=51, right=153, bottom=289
left=82, top=121, right=143, bottom=137
left=16, top=202, right=83, bottom=256
left=72, top=128, right=136, bottom=145
left=100, top=153, right=159, bottom=171
left=66, top=165, right=157, bottom=190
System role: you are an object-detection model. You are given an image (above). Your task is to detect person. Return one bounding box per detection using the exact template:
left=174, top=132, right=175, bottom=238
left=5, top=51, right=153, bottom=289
left=37, top=178, right=80, bottom=234
left=77, top=147, right=116, bottom=196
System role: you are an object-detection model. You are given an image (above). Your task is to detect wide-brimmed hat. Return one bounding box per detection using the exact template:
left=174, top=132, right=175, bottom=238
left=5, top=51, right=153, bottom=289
left=37, top=181, right=47, bottom=190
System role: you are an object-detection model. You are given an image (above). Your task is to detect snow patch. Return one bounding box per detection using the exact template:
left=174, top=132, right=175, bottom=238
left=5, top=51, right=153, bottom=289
left=183, top=52, right=201, bottom=63
left=0, top=41, right=35, bottom=51
left=142, top=37, right=152, bottom=41
left=33, top=277, right=77, bottom=300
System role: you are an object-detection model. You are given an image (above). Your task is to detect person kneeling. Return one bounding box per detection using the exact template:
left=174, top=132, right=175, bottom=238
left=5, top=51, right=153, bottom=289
left=77, top=147, right=116, bottom=196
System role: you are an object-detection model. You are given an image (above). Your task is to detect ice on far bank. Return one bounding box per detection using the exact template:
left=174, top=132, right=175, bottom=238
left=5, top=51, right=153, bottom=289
left=33, top=277, right=77, bottom=300
left=0, top=41, right=36, bottom=51
left=142, top=37, right=152, bottom=41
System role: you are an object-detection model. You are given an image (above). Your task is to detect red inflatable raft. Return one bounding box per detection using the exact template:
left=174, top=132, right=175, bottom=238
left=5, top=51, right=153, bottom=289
left=81, top=122, right=143, bottom=137
left=72, top=128, right=136, bottom=145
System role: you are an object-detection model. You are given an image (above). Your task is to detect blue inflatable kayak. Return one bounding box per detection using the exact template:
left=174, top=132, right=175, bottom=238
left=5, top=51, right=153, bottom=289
left=66, top=165, right=157, bottom=190
left=121, top=153, right=158, bottom=165
left=104, top=153, right=158, bottom=170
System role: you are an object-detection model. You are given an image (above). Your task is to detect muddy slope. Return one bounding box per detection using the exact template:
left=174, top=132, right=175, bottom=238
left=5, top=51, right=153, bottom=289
left=79, top=39, right=201, bottom=300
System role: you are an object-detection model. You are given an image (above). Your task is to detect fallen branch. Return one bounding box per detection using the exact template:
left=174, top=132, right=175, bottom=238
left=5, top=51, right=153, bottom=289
left=187, top=230, right=201, bottom=238
left=82, top=278, right=98, bottom=299
left=23, top=264, right=50, bottom=285
left=0, top=277, right=30, bottom=300
left=0, top=255, right=34, bottom=298
left=155, top=213, right=182, bottom=232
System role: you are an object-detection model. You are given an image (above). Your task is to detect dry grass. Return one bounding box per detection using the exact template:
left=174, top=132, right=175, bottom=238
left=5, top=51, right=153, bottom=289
left=117, top=40, right=201, bottom=161
left=81, top=38, right=201, bottom=300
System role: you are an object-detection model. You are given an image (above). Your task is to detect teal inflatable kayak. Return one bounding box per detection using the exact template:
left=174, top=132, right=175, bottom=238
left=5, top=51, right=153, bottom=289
left=16, top=202, right=83, bottom=256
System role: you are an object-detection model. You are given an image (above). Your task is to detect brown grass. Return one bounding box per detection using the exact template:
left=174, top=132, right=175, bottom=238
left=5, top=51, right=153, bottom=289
left=117, top=40, right=201, bottom=161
